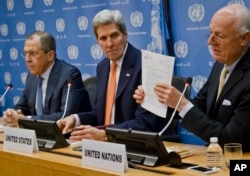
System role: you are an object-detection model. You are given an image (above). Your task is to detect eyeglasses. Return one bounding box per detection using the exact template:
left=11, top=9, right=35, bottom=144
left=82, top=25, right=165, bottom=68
left=206, top=33, right=225, bottom=44
left=22, top=50, right=46, bottom=58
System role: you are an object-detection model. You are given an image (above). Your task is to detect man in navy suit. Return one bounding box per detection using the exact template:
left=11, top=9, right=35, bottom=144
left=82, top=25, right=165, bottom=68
left=58, top=9, right=162, bottom=141
left=134, top=4, right=250, bottom=151
left=1, top=31, right=91, bottom=126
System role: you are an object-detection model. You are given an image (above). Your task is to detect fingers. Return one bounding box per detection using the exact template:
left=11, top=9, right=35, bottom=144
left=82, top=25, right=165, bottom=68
left=133, top=85, right=145, bottom=103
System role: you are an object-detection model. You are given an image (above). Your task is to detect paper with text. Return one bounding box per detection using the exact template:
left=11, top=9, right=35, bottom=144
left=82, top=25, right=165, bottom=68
left=82, top=139, right=128, bottom=173
left=3, top=127, right=39, bottom=153
left=141, top=49, right=175, bottom=117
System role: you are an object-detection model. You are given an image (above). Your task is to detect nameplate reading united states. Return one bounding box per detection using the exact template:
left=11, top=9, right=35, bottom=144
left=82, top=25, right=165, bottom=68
left=82, top=139, right=128, bottom=173
left=3, top=127, right=38, bottom=153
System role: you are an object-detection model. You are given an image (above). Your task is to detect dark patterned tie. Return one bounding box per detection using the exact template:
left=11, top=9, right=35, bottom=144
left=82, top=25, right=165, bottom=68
left=36, top=76, right=43, bottom=115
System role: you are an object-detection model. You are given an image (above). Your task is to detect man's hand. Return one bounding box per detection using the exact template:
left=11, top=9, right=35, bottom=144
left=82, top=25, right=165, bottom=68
left=57, top=114, right=76, bottom=134
left=1, top=108, right=25, bottom=127
left=133, top=85, right=145, bottom=104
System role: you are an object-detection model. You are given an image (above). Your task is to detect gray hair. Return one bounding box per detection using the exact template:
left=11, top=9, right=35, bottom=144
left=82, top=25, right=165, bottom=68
left=92, top=9, right=127, bottom=38
left=26, top=31, right=56, bottom=53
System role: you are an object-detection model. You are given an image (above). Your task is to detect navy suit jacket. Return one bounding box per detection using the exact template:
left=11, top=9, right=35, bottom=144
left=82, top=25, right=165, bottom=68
left=181, top=48, right=250, bottom=151
left=15, top=58, right=91, bottom=121
left=78, top=43, right=163, bottom=132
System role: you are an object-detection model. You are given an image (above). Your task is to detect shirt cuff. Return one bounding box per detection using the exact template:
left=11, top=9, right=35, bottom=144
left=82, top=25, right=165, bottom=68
left=74, top=114, right=80, bottom=127
left=179, top=102, right=194, bottom=118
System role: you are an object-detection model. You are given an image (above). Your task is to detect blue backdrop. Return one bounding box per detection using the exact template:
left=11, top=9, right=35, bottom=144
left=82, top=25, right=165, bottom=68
left=1, top=0, right=249, bottom=145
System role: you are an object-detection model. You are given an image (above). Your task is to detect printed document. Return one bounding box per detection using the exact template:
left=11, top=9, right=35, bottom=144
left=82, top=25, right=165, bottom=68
left=141, top=49, right=175, bottom=117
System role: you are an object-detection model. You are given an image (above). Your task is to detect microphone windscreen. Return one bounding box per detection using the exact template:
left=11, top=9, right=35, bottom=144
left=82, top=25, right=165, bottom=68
left=185, top=77, right=192, bottom=85
left=67, top=79, right=72, bottom=86
left=8, top=83, right=13, bottom=89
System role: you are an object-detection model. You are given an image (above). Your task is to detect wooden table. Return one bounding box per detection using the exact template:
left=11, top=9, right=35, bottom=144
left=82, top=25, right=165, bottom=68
left=0, top=131, right=239, bottom=175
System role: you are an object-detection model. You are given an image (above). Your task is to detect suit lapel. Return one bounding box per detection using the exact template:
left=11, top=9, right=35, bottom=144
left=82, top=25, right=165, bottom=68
left=116, top=44, right=135, bottom=98
left=44, top=59, right=60, bottom=109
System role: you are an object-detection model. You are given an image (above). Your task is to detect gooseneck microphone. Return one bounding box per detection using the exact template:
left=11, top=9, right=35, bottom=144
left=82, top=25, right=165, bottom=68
left=60, top=79, right=72, bottom=121
left=0, top=84, right=13, bottom=102
left=159, top=77, right=192, bottom=136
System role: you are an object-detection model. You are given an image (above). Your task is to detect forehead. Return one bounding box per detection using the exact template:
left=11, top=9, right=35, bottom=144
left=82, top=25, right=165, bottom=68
left=24, top=36, right=42, bottom=50
left=96, top=23, right=120, bottom=37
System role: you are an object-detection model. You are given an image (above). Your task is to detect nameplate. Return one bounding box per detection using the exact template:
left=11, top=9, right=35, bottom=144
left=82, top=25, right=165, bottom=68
left=82, top=139, right=128, bottom=173
left=3, top=127, right=39, bottom=153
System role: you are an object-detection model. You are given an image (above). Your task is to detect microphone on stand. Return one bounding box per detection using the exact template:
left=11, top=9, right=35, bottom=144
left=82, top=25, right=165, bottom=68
left=158, top=77, right=192, bottom=136
left=0, top=84, right=13, bottom=102
left=59, top=79, right=72, bottom=121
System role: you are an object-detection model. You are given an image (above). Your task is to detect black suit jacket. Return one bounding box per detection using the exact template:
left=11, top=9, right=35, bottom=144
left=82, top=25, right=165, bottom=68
left=78, top=43, right=163, bottom=132
left=181, top=48, right=250, bottom=151
left=15, top=58, right=91, bottom=121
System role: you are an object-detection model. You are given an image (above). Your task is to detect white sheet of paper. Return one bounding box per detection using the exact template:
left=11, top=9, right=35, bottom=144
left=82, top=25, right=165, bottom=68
left=141, top=49, right=175, bottom=117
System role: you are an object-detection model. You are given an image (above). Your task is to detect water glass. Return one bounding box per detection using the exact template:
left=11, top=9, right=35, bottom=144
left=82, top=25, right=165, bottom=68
left=224, top=143, right=242, bottom=169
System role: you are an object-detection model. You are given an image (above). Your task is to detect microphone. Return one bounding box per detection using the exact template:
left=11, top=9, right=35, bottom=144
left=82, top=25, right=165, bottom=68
left=0, top=84, right=13, bottom=102
left=158, top=77, right=192, bottom=136
left=60, top=79, right=72, bottom=121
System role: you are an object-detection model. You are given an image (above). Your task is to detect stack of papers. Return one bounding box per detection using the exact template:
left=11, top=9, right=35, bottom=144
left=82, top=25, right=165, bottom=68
left=166, top=146, right=193, bottom=158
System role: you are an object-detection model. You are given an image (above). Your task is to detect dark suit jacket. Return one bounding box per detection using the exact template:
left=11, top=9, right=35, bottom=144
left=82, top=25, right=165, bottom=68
left=181, top=48, right=250, bottom=151
left=15, top=58, right=91, bottom=121
left=78, top=43, right=163, bottom=132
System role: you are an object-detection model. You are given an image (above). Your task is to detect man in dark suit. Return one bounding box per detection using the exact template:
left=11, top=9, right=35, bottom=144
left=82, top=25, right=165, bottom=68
left=1, top=31, right=91, bottom=125
left=134, top=4, right=250, bottom=151
left=58, top=9, right=162, bottom=141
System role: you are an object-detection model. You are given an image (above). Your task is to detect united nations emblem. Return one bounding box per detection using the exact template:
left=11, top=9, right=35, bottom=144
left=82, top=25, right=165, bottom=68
left=7, top=0, right=14, bottom=11
left=91, top=44, right=103, bottom=60
left=130, top=11, right=143, bottom=28
left=192, top=75, right=207, bottom=93
left=0, top=50, right=2, bottom=60
left=13, top=96, right=20, bottom=105
left=21, top=72, right=27, bottom=85
left=24, top=0, right=33, bottom=8
left=4, top=72, right=11, bottom=84
left=174, top=40, right=188, bottom=58
left=35, top=20, right=45, bottom=31
left=188, top=4, right=205, bottom=22
left=10, top=47, right=18, bottom=60
left=56, top=18, right=65, bottom=32
left=16, top=22, right=26, bottom=35
left=44, top=0, right=53, bottom=6
left=1, top=24, right=8, bottom=36
left=68, top=45, right=78, bottom=60
left=78, top=16, right=88, bottom=31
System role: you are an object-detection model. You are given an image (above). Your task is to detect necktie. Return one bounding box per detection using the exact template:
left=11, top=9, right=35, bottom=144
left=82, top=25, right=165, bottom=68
left=217, top=67, right=228, bottom=100
left=104, top=62, right=117, bottom=125
left=36, top=76, right=43, bottom=115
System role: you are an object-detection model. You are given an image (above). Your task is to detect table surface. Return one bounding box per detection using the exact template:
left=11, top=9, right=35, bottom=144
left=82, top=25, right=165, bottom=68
left=0, top=127, right=249, bottom=175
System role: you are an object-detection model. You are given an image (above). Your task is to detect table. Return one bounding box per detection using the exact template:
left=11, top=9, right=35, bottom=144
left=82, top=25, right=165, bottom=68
left=0, top=131, right=240, bottom=175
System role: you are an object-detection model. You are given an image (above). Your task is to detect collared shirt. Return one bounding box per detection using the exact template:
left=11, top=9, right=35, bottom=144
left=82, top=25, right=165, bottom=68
left=179, top=58, right=240, bottom=118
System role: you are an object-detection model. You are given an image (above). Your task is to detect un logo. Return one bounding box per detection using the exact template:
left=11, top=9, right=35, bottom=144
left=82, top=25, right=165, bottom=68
left=7, top=0, right=14, bottom=11
left=0, top=50, right=2, bottom=60
left=4, top=72, right=11, bottom=84
left=44, top=0, right=53, bottom=6
left=1, top=24, right=8, bottom=36
left=35, top=20, right=45, bottom=31
left=10, top=47, right=18, bottom=60
left=13, top=96, right=20, bottom=106
left=56, top=18, right=65, bottom=32
left=68, top=45, right=78, bottom=60
left=1, top=96, right=5, bottom=106
left=192, top=75, right=207, bottom=93
left=21, top=72, right=28, bottom=85
left=16, top=22, right=26, bottom=35
left=188, top=4, right=205, bottom=22
left=65, top=0, right=74, bottom=3
left=91, top=44, right=103, bottom=60
left=130, top=11, right=143, bottom=28
left=78, top=16, right=88, bottom=31
left=174, top=40, right=188, bottom=58
left=24, top=0, right=33, bottom=8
